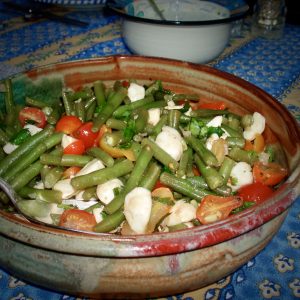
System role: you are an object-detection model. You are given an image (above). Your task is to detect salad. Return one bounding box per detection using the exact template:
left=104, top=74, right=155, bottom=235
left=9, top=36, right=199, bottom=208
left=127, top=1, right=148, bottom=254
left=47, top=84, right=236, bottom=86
left=0, top=78, right=288, bottom=235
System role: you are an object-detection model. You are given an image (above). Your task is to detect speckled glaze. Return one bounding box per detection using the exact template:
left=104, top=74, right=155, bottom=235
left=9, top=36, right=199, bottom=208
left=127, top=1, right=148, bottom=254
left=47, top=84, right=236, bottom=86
left=0, top=56, right=299, bottom=298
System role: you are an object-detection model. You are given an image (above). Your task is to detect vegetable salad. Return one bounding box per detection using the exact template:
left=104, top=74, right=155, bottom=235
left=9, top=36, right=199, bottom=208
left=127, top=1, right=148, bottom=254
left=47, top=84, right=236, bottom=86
left=0, top=78, right=288, bottom=234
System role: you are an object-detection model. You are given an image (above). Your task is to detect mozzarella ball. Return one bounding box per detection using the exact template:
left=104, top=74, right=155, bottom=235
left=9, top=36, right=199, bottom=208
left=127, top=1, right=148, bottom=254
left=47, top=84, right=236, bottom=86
left=96, top=178, right=124, bottom=205
left=127, top=83, right=145, bottom=102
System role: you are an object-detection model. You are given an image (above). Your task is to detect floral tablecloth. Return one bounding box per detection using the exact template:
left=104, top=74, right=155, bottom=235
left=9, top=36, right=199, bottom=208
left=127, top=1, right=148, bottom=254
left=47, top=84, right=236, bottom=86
left=0, top=2, right=299, bottom=300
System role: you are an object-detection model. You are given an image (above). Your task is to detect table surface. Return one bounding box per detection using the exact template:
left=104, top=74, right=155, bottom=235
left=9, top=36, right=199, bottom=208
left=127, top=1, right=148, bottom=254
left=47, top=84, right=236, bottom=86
left=0, top=2, right=300, bottom=300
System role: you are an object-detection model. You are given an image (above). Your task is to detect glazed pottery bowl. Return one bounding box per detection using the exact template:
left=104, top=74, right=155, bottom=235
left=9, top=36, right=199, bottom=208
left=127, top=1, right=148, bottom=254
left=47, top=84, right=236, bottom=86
left=110, top=0, right=249, bottom=63
left=0, top=55, right=299, bottom=299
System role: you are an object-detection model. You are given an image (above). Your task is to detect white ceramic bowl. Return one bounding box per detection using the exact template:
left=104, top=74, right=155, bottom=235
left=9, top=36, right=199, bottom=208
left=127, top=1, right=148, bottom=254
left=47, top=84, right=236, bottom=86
left=111, top=0, right=248, bottom=63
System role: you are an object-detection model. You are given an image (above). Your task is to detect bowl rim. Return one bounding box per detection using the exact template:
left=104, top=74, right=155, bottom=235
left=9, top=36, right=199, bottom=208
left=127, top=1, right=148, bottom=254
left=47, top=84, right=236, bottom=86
left=107, top=2, right=250, bottom=26
left=0, top=55, right=299, bottom=258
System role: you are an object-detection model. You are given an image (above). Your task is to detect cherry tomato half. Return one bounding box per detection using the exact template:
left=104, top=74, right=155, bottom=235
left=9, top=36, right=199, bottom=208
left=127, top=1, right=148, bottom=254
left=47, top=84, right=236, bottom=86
left=196, top=195, right=243, bottom=225
left=73, top=122, right=98, bottom=149
left=238, top=182, right=274, bottom=204
left=63, top=140, right=85, bottom=155
left=59, top=209, right=97, bottom=232
left=19, top=107, right=46, bottom=128
left=55, top=115, right=83, bottom=134
left=253, top=161, right=288, bottom=186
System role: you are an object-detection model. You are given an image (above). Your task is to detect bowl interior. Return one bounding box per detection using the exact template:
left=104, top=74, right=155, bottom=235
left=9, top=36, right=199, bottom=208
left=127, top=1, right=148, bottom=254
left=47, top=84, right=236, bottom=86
left=125, top=0, right=230, bottom=22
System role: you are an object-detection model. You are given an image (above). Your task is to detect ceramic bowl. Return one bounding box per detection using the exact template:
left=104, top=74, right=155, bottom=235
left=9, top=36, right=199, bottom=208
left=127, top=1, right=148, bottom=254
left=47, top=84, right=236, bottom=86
left=110, top=0, right=249, bottom=63
left=0, top=56, right=299, bottom=299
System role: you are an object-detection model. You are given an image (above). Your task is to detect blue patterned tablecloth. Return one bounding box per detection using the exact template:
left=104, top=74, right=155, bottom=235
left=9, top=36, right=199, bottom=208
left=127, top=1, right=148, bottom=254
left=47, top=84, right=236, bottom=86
left=0, top=2, right=299, bottom=299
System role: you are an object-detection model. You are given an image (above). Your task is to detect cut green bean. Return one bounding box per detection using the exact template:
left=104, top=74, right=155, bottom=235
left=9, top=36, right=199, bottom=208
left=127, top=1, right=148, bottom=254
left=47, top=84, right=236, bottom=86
left=71, top=159, right=134, bottom=190
left=190, top=109, right=228, bottom=118
left=222, top=124, right=243, bottom=138
left=228, top=147, right=258, bottom=165
left=25, top=97, right=48, bottom=108
left=74, top=99, right=85, bottom=122
left=139, top=162, right=162, bottom=190
left=10, top=161, right=43, bottom=191
left=177, top=149, right=190, bottom=178
left=160, top=172, right=213, bottom=202
left=62, top=90, right=74, bottom=116
left=106, top=118, right=126, bottom=130
left=113, top=95, right=154, bottom=118
left=4, top=78, right=14, bottom=115
left=93, top=209, right=125, bottom=233
left=86, top=147, right=114, bottom=167
left=219, top=156, right=236, bottom=183
left=85, top=100, right=96, bottom=121
left=93, top=80, right=106, bottom=106
left=141, top=138, right=179, bottom=171
left=186, top=135, right=219, bottom=167
left=3, top=132, right=63, bottom=182
left=226, top=137, right=245, bottom=148
left=18, top=186, right=62, bottom=204
left=0, top=125, right=54, bottom=177
left=150, top=114, right=168, bottom=137
left=104, top=145, right=153, bottom=214
left=194, top=154, right=224, bottom=190
left=92, top=89, right=127, bottom=132
left=168, top=109, right=181, bottom=129
left=43, top=166, right=64, bottom=189
left=82, top=186, right=97, bottom=200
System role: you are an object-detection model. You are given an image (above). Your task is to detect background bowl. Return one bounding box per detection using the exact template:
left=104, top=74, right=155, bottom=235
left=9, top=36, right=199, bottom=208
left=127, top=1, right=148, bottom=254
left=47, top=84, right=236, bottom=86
left=0, top=55, right=299, bottom=299
left=111, top=0, right=249, bottom=63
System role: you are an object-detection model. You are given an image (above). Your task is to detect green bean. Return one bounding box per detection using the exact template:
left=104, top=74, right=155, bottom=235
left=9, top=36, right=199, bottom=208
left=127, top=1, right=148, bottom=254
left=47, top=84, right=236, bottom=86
left=43, top=166, right=64, bottom=189
left=228, top=147, right=258, bottom=165
left=150, top=114, right=168, bottom=137
left=0, top=128, right=9, bottom=145
left=4, top=78, right=14, bottom=115
left=93, top=209, right=125, bottom=233
left=160, top=172, right=213, bottom=202
left=177, top=149, right=190, bottom=178
left=104, top=145, right=153, bottom=214
left=226, top=137, right=245, bottom=148
left=139, top=161, right=162, bottom=190
left=179, top=114, right=191, bottom=124
left=84, top=96, right=96, bottom=110
left=71, top=159, right=134, bottom=190
left=218, top=156, right=236, bottom=183
left=62, top=90, right=74, bottom=116
left=173, top=93, right=199, bottom=102
left=141, top=138, right=179, bottom=171
left=168, top=110, right=181, bottom=129
left=25, top=97, right=48, bottom=108
left=3, top=132, right=63, bottom=182
left=190, top=109, right=228, bottom=118
left=47, top=106, right=62, bottom=125
left=194, top=154, right=224, bottom=190
left=113, top=95, right=154, bottom=118
left=93, top=80, right=106, bottom=106
left=222, top=124, right=243, bottom=138
left=85, top=201, right=103, bottom=213
left=9, top=128, right=31, bottom=145
left=82, top=186, right=97, bottom=200
left=86, top=147, right=114, bottom=167
left=74, top=99, right=85, bottom=122
left=18, top=186, right=62, bottom=204
left=106, top=118, right=126, bottom=130
left=40, top=154, right=92, bottom=167
left=133, top=108, right=148, bottom=133
left=10, top=161, right=43, bottom=191
left=142, top=100, right=166, bottom=110
left=185, top=147, right=194, bottom=177
left=226, top=114, right=241, bottom=131
left=85, top=101, right=96, bottom=121
left=68, top=87, right=94, bottom=101
left=186, top=135, right=219, bottom=167
left=0, top=191, right=10, bottom=205
left=92, top=89, right=127, bottom=132
left=0, top=125, right=54, bottom=177
left=187, top=176, right=232, bottom=196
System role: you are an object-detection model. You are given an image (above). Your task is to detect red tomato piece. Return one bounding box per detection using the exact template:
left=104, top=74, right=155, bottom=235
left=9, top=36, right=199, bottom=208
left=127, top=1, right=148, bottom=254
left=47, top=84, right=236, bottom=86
left=55, top=115, right=83, bottom=134
left=62, top=166, right=82, bottom=179
left=238, top=182, right=274, bottom=204
left=19, top=107, right=46, bottom=128
left=253, top=161, right=288, bottom=186
left=197, top=101, right=227, bottom=110
left=59, top=209, right=97, bottom=232
left=196, top=195, right=243, bottom=225
left=73, top=122, right=98, bottom=149
left=63, top=140, right=85, bottom=155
